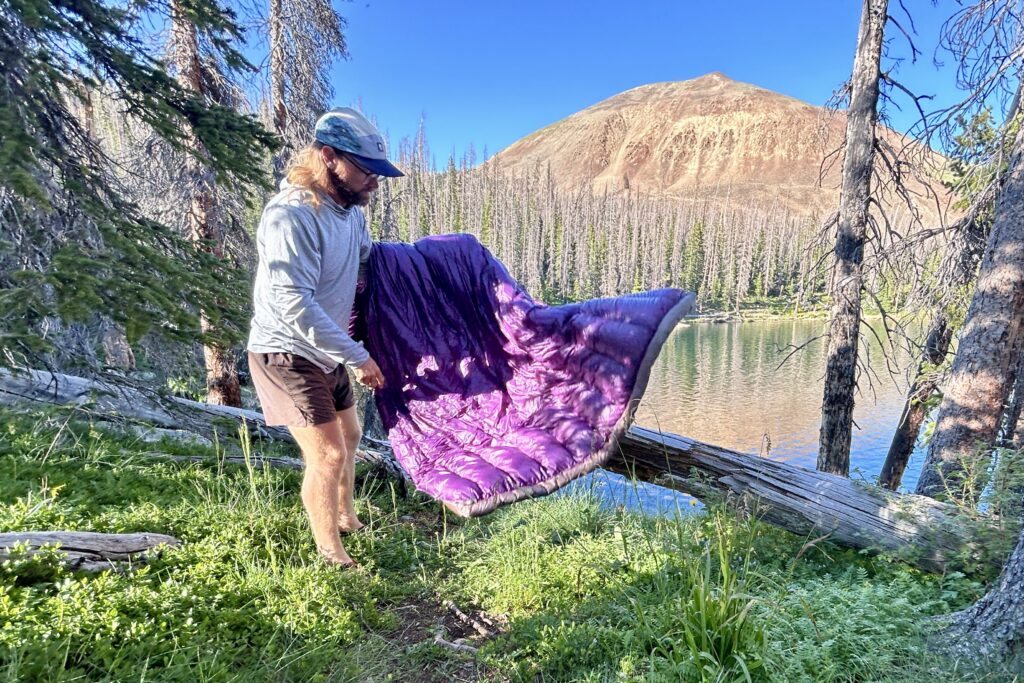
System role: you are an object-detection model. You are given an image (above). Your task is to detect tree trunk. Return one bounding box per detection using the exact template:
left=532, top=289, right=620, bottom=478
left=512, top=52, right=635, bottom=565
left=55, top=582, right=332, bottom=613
left=917, top=123, right=1024, bottom=499
left=269, top=0, right=288, bottom=179
left=171, top=4, right=242, bottom=407
left=997, top=349, right=1024, bottom=448
left=101, top=321, right=136, bottom=371
left=610, top=426, right=991, bottom=574
left=938, top=525, right=1024, bottom=663
left=879, top=315, right=952, bottom=489
left=201, top=337, right=241, bottom=406
left=818, top=0, right=887, bottom=476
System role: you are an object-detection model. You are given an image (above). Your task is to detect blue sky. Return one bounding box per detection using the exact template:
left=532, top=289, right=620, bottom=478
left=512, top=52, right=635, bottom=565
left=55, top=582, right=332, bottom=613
left=330, top=1, right=968, bottom=166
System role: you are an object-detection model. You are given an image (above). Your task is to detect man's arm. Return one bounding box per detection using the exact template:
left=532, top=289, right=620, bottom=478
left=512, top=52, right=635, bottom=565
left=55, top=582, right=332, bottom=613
left=356, top=213, right=372, bottom=291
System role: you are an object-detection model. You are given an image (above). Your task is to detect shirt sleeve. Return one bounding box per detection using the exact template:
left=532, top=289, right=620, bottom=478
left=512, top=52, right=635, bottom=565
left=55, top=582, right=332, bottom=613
left=357, top=212, right=372, bottom=287
left=260, top=205, right=370, bottom=367
left=358, top=212, right=373, bottom=265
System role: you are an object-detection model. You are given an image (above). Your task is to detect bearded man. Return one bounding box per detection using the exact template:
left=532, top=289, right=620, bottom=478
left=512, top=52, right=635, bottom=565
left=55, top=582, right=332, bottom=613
left=247, top=108, right=403, bottom=568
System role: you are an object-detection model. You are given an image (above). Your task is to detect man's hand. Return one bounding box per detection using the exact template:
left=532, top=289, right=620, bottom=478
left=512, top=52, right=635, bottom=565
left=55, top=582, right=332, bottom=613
left=355, top=357, right=385, bottom=390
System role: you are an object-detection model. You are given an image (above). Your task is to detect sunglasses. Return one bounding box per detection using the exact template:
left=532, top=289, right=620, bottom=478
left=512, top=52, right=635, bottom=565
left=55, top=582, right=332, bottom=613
left=337, top=150, right=380, bottom=180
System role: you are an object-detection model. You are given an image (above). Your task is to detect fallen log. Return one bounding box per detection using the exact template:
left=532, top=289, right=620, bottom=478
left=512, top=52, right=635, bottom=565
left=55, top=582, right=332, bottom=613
left=0, top=368, right=410, bottom=484
left=608, top=427, right=986, bottom=573
left=0, top=367, right=292, bottom=443
left=1, top=368, right=985, bottom=572
left=146, top=452, right=305, bottom=470
left=0, top=531, right=180, bottom=572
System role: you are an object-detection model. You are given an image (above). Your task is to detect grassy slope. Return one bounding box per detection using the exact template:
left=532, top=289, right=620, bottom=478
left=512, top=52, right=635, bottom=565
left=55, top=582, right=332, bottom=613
left=0, top=408, right=1014, bottom=682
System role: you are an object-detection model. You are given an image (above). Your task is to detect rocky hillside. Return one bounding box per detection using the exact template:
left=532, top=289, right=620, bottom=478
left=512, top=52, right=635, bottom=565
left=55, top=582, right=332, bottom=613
left=491, top=73, right=950, bottom=221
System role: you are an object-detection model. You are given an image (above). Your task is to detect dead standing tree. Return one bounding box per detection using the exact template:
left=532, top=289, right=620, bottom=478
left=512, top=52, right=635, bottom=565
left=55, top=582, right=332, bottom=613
left=267, top=0, right=348, bottom=178
left=916, top=121, right=1024, bottom=499
left=818, top=0, right=888, bottom=476
left=913, top=0, right=1024, bottom=500
left=879, top=190, right=994, bottom=490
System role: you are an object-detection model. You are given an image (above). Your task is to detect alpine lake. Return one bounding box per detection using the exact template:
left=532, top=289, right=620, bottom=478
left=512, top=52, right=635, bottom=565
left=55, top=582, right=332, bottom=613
left=566, top=316, right=925, bottom=514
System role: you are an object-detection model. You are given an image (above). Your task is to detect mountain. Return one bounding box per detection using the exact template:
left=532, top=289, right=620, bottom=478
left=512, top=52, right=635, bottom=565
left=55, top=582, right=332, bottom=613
left=491, top=73, right=950, bottom=220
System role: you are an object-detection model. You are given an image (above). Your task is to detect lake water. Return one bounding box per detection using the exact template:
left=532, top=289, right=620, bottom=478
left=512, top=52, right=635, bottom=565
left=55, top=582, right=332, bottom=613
left=564, top=318, right=927, bottom=514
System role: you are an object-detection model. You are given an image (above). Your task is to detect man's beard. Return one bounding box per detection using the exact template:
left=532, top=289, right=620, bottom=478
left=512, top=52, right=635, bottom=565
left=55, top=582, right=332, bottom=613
left=327, top=165, right=371, bottom=207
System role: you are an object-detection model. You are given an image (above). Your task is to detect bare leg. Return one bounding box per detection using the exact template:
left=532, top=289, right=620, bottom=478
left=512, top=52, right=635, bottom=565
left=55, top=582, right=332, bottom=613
left=288, top=420, right=355, bottom=567
left=335, top=407, right=364, bottom=533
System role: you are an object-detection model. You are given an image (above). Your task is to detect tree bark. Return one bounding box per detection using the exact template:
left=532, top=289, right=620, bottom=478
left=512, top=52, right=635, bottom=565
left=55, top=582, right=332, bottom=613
left=917, top=123, right=1024, bottom=499
left=200, top=340, right=241, bottom=406
left=171, top=4, right=242, bottom=407
left=0, top=367, right=289, bottom=443
left=818, top=0, right=887, bottom=476
left=997, top=349, right=1024, bottom=448
left=938, top=525, right=1024, bottom=663
left=879, top=315, right=952, bottom=489
left=269, top=0, right=288, bottom=180
left=101, top=322, right=136, bottom=371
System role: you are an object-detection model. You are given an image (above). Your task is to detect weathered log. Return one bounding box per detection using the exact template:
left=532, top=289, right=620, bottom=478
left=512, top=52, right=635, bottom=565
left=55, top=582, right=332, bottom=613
left=0, top=531, right=180, bottom=572
left=146, top=447, right=398, bottom=478
left=147, top=452, right=305, bottom=471
left=608, top=426, right=986, bottom=573
left=0, top=368, right=409, bottom=483
left=0, top=367, right=293, bottom=443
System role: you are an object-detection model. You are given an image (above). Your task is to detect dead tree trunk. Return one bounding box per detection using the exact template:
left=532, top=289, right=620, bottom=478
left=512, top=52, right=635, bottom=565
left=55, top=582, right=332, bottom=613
left=609, top=426, right=987, bottom=573
left=938, top=524, right=1024, bottom=663
left=171, top=4, right=242, bottom=407
left=917, top=123, right=1024, bottom=499
left=0, top=367, right=288, bottom=442
left=879, top=315, right=953, bottom=489
left=818, top=0, right=887, bottom=476
left=269, top=0, right=288, bottom=180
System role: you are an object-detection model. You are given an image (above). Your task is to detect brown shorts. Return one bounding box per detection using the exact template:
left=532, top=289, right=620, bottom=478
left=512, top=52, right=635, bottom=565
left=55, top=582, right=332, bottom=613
left=248, top=351, right=355, bottom=427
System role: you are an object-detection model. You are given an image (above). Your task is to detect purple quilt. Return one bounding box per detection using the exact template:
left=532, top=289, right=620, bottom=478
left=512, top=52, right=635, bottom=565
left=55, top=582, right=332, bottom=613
left=353, top=234, right=694, bottom=516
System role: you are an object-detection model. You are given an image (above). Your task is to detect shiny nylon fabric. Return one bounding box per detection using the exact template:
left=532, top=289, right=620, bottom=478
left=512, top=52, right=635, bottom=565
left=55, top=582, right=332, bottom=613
left=353, top=234, right=694, bottom=516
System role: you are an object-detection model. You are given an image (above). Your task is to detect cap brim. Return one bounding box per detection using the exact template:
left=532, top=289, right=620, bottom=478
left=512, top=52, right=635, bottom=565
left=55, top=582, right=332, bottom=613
left=350, top=153, right=404, bottom=178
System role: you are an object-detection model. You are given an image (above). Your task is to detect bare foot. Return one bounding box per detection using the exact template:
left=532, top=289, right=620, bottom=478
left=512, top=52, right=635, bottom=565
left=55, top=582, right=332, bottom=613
left=325, top=555, right=361, bottom=570
left=318, top=542, right=358, bottom=569
left=319, top=536, right=360, bottom=569
left=338, top=513, right=365, bottom=535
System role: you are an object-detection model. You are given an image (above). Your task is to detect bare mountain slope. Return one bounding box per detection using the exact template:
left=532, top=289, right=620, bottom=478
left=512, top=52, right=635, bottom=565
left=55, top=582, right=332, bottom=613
left=492, top=73, right=949, bottom=220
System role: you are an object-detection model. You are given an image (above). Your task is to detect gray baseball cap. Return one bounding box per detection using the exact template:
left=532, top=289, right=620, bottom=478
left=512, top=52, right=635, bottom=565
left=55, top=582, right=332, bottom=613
left=314, top=107, right=404, bottom=177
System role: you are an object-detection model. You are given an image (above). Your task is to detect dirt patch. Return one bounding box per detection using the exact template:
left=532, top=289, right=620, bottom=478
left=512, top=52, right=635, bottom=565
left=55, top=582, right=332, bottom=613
left=380, top=593, right=508, bottom=682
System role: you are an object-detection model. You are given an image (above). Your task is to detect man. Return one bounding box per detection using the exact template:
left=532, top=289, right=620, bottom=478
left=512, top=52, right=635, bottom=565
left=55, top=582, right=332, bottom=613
left=247, top=108, right=403, bottom=568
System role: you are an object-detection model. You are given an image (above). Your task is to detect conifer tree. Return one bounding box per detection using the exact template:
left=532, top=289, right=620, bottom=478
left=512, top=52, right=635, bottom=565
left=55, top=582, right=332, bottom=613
left=0, top=0, right=275, bottom=368
left=168, top=0, right=245, bottom=405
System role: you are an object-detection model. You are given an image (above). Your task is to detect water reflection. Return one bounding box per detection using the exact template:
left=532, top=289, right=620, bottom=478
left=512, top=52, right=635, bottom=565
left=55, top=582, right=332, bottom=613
left=565, top=318, right=928, bottom=513
left=634, top=318, right=925, bottom=489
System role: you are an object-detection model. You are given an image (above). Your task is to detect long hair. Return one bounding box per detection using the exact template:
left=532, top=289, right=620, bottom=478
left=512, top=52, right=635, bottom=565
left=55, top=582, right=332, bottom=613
left=285, top=143, right=332, bottom=210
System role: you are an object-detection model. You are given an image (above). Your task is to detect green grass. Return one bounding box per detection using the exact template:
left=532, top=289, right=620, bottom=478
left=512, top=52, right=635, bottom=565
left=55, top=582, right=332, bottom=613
left=0, top=407, right=1016, bottom=682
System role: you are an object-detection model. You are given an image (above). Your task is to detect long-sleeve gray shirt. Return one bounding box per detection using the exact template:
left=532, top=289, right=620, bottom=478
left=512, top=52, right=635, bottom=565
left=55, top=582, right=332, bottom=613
left=247, top=180, right=371, bottom=372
